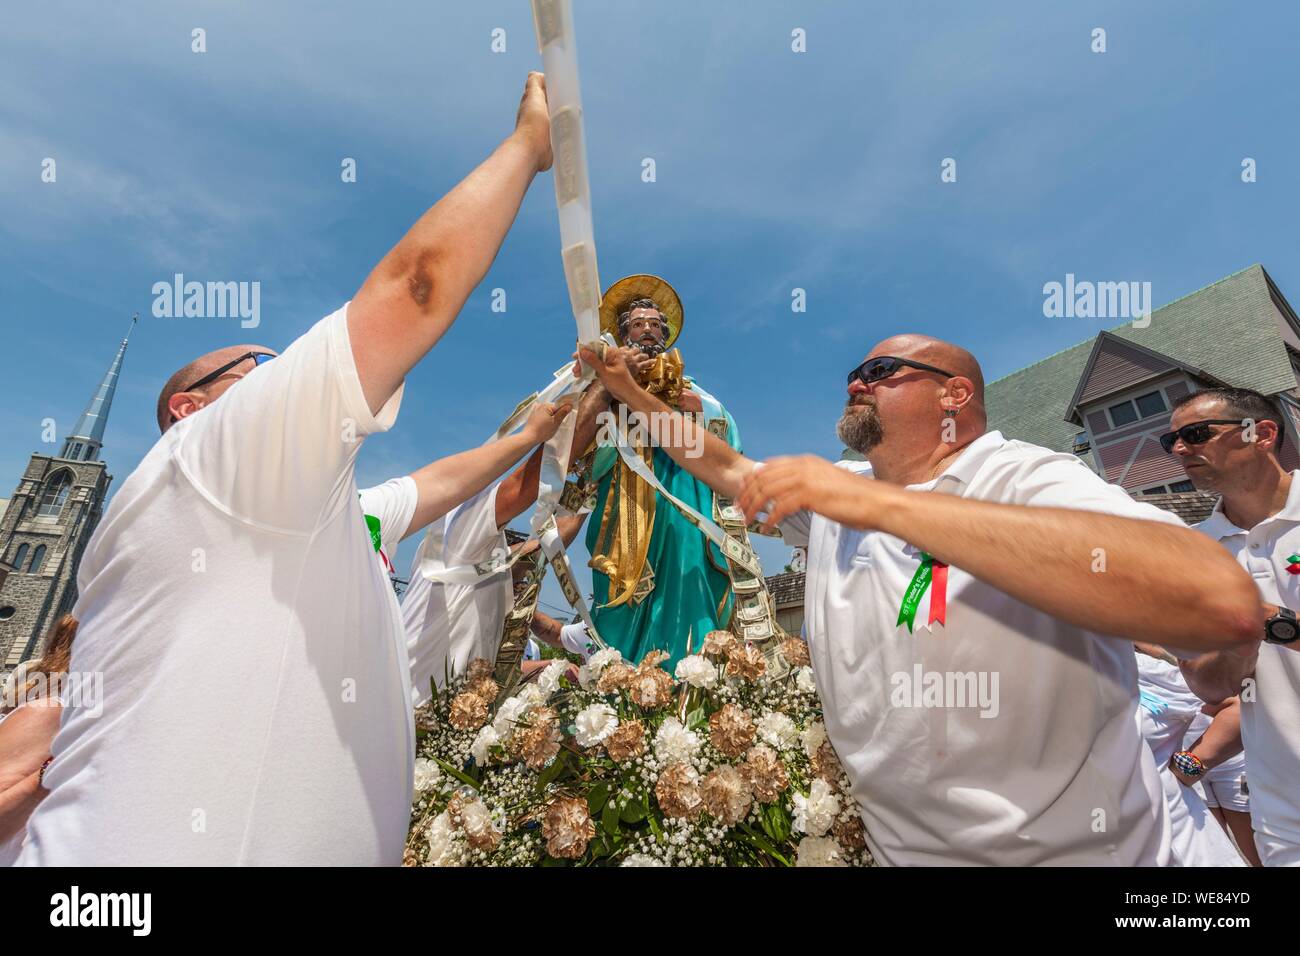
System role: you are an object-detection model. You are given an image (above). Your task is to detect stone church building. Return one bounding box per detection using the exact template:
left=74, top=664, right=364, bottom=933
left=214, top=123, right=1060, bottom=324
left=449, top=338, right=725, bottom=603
left=0, top=321, right=133, bottom=672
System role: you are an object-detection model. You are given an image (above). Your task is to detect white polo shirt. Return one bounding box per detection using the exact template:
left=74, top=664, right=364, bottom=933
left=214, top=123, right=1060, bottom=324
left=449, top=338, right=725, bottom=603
left=401, top=485, right=512, bottom=704
left=781, top=431, right=1174, bottom=866
left=1195, top=478, right=1300, bottom=862
left=18, top=305, right=415, bottom=866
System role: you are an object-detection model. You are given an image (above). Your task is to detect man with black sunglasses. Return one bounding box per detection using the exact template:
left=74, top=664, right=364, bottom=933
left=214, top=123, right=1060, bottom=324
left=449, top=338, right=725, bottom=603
left=19, top=74, right=557, bottom=866
left=1166, top=387, right=1300, bottom=866
left=576, top=333, right=1262, bottom=866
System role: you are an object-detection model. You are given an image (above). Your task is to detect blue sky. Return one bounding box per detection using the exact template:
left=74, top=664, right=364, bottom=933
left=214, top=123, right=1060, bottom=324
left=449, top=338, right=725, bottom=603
left=3, top=1, right=1298, bottom=614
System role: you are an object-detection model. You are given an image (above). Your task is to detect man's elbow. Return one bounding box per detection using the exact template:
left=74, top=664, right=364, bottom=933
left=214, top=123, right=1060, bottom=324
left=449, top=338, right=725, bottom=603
left=1193, top=577, right=1264, bottom=651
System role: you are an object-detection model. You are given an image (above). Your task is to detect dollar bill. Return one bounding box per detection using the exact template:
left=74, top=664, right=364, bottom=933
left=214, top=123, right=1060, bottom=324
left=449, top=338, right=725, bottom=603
left=559, top=480, right=587, bottom=515
left=531, top=0, right=564, bottom=49
left=563, top=242, right=600, bottom=317
left=707, top=417, right=729, bottom=441
left=742, top=620, right=775, bottom=642
left=550, top=106, right=586, bottom=206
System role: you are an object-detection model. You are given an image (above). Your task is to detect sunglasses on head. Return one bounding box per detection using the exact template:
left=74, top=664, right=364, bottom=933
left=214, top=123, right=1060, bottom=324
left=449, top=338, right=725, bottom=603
left=183, top=351, right=276, bottom=393
left=1158, top=419, right=1243, bottom=454
left=847, top=356, right=956, bottom=388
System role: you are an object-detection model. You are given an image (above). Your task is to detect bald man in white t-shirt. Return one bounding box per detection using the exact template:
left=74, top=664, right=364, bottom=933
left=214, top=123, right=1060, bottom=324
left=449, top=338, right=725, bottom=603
left=577, top=335, right=1262, bottom=866
left=19, top=75, right=556, bottom=866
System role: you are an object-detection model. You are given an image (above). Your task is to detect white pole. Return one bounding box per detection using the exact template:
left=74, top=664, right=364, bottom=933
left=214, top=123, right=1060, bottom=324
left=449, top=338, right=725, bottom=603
left=530, top=0, right=602, bottom=345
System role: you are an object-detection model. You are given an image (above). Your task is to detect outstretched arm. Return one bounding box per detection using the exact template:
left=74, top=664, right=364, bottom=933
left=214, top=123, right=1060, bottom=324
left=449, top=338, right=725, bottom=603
left=736, top=455, right=1263, bottom=653
left=403, top=401, right=571, bottom=538
left=577, top=345, right=753, bottom=497
left=348, top=74, right=553, bottom=414
left=495, top=380, right=614, bottom=527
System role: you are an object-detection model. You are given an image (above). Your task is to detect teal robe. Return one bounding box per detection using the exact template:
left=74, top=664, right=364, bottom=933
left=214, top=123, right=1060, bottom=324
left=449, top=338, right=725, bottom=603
left=585, top=382, right=740, bottom=671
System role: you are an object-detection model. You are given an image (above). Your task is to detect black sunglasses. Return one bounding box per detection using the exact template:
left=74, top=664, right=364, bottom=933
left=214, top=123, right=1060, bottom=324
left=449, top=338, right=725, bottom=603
left=848, top=356, right=956, bottom=388
left=1158, top=419, right=1243, bottom=454
left=183, top=351, right=276, bottom=393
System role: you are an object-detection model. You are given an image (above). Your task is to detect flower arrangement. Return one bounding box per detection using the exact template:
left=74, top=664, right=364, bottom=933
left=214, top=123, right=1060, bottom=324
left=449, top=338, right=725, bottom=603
left=404, top=634, right=873, bottom=867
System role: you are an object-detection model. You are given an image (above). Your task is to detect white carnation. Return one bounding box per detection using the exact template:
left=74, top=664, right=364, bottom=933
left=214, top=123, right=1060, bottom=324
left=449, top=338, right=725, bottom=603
left=795, top=835, right=848, bottom=867
left=757, top=711, right=799, bottom=751
left=621, top=853, right=666, bottom=867
left=516, top=683, right=547, bottom=708
left=653, top=717, right=702, bottom=764
left=587, top=648, right=623, bottom=674
left=794, top=666, right=818, bottom=694
left=471, top=724, right=501, bottom=765
left=537, top=660, right=568, bottom=698
left=801, top=719, right=827, bottom=758
left=413, top=757, right=442, bottom=794
left=492, top=696, right=529, bottom=737
left=792, top=778, right=840, bottom=837
left=459, top=798, right=496, bottom=840
left=427, top=811, right=461, bottom=867
left=573, top=702, right=619, bottom=748
left=674, top=654, right=718, bottom=689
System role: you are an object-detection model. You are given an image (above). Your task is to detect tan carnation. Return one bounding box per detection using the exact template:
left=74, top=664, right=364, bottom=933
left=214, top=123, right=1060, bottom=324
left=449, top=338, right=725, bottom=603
left=512, top=706, right=562, bottom=770
left=638, top=649, right=671, bottom=669
left=702, top=630, right=738, bottom=659
left=655, top=762, right=703, bottom=819
left=726, top=644, right=766, bottom=682
left=700, top=764, right=753, bottom=825
left=709, top=703, right=757, bottom=758
left=466, top=676, right=500, bottom=702
left=596, top=661, right=634, bottom=694
left=465, top=658, right=496, bottom=683
left=604, top=720, right=647, bottom=762
left=833, top=811, right=868, bottom=851
left=448, top=692, right=490, bottom=731
left=543, top=796, right=596, bottom=860
left=777, top=637, right=810, bottom=668
left=812, top=740, right=846, bottom=786
left=741, top=743, right=790, bottom=803
left=629, top=664, right=675, bottom=710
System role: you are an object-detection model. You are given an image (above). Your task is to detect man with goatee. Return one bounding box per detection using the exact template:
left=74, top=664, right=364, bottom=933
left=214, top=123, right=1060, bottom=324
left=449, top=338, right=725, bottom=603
left=576, top=334, right=1262, bottom=865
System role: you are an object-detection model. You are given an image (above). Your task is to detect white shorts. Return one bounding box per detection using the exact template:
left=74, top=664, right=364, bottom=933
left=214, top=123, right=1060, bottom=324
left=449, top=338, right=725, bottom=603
left=1199, top=755, right=1251, bottom=813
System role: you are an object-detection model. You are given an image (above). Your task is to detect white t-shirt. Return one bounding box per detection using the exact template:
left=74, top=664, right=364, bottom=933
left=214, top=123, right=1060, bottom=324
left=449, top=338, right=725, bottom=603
left=781, top=431, right=1174, bottom=866
left=402, top=484, right=512, bottom=704
left=1195, top=478, right=1300, bottom=861
left=1136, top=655, right=1243, bottom=866
left=358, top=477, right=419, bottom=579
left=18, top=305, right=415, bottom=866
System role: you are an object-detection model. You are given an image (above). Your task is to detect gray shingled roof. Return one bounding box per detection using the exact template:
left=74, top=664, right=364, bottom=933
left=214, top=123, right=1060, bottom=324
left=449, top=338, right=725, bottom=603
left=986, top=265, right=1298, bottom=453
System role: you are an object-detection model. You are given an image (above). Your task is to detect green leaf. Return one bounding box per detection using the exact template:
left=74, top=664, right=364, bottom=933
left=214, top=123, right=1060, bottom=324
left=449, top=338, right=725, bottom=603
left=620, top=794, right=648, bottom=824
left=602, top=798, right=621, bottom=837
left=537, top=753, right=568, bottom=791
left=432, top=757, right=478, bottom=790
left=587, top=783, right=610, bottom=816
left=685, top=706, right=707, bottom=731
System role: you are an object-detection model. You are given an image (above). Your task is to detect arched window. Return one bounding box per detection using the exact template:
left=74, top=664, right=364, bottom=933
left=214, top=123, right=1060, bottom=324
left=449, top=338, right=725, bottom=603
left=12, top=543, right=29, bottom=569
left=29, top=545, right=47, bottom=573
left=37, top=471, right=73, bottom=518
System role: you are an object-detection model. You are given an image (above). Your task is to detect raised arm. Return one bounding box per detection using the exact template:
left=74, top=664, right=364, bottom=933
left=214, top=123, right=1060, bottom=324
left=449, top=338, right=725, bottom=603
left=404, top=401, right=571, bottom=537
left=495, top=379, right=613, bottom=527
left=348, top=74, right=553, bottom=414
left=578, top=345, right=754, bottom=498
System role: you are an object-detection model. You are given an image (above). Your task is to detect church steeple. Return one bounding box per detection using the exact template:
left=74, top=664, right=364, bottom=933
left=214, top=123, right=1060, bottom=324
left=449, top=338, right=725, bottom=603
left=61, top=314, right=136, bottom=462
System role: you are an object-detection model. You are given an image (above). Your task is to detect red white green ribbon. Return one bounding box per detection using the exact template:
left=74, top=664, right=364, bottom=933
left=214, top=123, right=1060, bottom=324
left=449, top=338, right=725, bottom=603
left=896, top=552, right=948, bottom=632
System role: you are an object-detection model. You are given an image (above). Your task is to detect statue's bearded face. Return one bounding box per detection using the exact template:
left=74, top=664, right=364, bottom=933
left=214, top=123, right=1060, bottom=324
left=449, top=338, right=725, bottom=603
left=621, top=306, right=669, bottom=355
